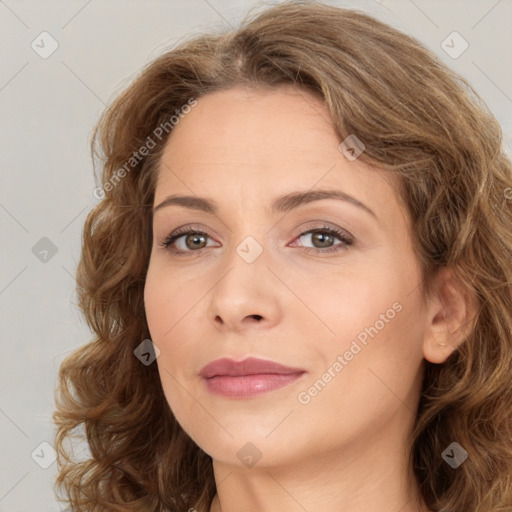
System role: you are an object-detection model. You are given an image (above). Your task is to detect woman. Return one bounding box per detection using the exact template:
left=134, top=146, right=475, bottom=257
left=53, top=2, right=512, bottom=511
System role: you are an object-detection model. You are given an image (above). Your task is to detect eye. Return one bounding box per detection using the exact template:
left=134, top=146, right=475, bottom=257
left=159, top=224, right=353, bottom=256
left=291, top=225, right=353, bottom=254
left=160, top=225, right=216, bottom=254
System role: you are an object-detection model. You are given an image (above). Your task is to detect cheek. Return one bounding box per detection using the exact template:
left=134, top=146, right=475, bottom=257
left=144, top=264, right=202, bottom=386
left=307, top=261, right=408, bottom=347
left=297, top=300, right=424, bottom=446
left=144, top=265, right=165, bottom=337
left=143, top=263, right=200, bottom=341
left=312, top=256, right=425, bottom=396
left=144, top=271, right=200, bottom=428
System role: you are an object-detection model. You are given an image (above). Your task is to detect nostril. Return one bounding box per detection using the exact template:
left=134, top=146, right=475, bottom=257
left=250, top=314, right=263, bottom=321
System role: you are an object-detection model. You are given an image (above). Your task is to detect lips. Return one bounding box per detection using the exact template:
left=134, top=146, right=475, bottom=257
left=199, top=356, right=305, bottom=378
left=199, top=357, right=306, bottom=398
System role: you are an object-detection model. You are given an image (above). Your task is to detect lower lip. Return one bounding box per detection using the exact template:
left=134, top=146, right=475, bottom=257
left=203, top=373, right=305, bottom=398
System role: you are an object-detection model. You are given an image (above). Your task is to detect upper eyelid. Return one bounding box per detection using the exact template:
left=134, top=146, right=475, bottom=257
left=163, top=222, right=351, bottom=237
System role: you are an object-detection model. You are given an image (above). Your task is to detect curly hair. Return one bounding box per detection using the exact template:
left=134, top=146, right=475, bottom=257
left=53, top=1, right=512, bottom=511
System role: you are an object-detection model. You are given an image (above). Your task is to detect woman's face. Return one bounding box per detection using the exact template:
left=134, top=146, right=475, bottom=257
left=144, top=85, right=429, bottom=468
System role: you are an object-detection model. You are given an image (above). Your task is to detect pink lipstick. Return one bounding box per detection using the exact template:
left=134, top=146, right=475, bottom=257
left=199, top=357, right=306, bottom=398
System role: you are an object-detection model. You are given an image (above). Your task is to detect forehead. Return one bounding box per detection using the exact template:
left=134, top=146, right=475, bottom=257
left=154, top=85, right=404, bottom=225
left=163, top=85, right=332, bottom=159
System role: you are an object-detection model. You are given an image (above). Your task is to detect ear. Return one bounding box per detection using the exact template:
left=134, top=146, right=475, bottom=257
left=422, top=266, right=476, bottom=364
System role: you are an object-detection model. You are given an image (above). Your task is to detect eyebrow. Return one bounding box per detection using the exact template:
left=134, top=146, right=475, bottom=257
left=153, top=189, right=377, bottom=220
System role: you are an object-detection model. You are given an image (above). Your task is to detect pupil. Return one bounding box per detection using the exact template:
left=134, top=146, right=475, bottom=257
left=187, top=234, right=206, bottom=249
left=314, top=232, right=332, bottom=247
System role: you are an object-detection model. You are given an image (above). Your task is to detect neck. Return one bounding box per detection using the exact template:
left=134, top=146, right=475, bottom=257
left=208, top=418, right=429, bottom=512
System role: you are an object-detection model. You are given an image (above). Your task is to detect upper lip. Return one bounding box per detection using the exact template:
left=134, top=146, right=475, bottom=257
left=199, top=357, right=306, bottom=378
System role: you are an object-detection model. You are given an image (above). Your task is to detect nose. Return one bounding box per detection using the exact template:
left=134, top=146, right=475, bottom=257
left=206, top=247, right=282, bottom=333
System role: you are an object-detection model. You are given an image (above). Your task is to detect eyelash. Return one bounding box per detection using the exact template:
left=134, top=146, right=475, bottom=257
left=159, top=224, right=354, bottom=256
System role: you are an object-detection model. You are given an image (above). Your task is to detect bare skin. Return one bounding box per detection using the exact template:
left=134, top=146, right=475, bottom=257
left=144, top=85, right=472, bottom=512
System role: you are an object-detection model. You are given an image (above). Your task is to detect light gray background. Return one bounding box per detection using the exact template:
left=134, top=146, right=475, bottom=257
left=1, top=0, right=511, bottom=510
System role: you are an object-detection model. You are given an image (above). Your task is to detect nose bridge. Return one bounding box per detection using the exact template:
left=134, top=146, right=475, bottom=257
left=221, top=198, right=271, bottom=268
left=206, top=226, right=280, bottom=330
left=215, top=229, right=269, bottom=299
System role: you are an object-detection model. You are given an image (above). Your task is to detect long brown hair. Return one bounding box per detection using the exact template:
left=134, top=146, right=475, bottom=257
left=53, top=2, right=512, bottom=511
